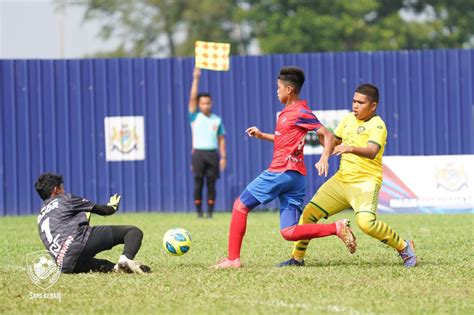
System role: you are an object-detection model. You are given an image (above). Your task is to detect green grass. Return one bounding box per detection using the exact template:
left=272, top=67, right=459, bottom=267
left=1, top=211, right=473, bottom=314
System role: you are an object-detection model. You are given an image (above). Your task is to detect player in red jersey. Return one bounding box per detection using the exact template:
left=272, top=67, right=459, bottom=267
left=212, top=67, right=356, bottom=269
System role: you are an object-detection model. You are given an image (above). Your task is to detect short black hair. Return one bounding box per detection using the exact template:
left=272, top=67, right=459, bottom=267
left=197, top=92, right=211, bottom=102
left=355, top=84, right=379, bottom=103
left=278, top=66, right=305, bottom=94
left=35, top=173, right=63, bottom=200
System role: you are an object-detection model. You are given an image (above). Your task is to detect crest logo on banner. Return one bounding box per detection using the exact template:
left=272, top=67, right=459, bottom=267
left=104, top=116, right=145, bottom=161
left=26, top=250, right=61, bottom=290
left=435, top=163, right=468, bottom=192
left=380, top=155, right=473, bottom=214
left=110, top=124, right=139, bottom=154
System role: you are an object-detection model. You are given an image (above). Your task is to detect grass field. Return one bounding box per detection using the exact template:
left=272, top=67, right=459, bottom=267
left=1, top=211, right=473, bottom=314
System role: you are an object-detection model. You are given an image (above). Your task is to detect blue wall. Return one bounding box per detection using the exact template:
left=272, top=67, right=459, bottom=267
left=1, top=49, right=473, bottom=215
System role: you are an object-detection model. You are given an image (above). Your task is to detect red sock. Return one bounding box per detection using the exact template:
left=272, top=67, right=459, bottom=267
left=280, top=223, right=336, bottom=241
left=228, top=198, right=250, bottom=260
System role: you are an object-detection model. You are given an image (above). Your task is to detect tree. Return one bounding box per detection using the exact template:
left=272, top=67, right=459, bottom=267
left=75, top=0, right=250, bottom=57
left=413, top=0, right=474, bottom=48
left=239, top=0, right=474, bottom=53
left=74, top=0, right=473, bottom=57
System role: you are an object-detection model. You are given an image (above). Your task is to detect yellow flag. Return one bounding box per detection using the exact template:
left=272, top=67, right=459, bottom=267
left=195, top=41, right=231, bottom=71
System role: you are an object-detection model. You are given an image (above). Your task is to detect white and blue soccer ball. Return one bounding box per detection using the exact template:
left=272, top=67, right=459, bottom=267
left=163, top=228, right=192, bottom=256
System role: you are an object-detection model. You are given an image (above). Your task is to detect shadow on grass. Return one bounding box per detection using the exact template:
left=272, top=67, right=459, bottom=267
left=275, top=259, right=405, bottom=268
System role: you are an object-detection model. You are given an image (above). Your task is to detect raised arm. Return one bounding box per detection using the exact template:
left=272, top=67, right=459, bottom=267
left=246, top=126, right=275, bottom=142
left=188, top=68, right=201, bottom=113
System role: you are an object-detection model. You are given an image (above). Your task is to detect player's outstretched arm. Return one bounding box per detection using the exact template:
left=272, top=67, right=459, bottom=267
left=246, top=126, right=274, bottom=142
left=90, top=193, right=122, bottom=216
left=332, top=143, right=380, bottom=159
left=314, top=126, right=335, bottom=177
left=91, top=204, right=115, bottom=216
left=188, top=68, right=201, bottom=113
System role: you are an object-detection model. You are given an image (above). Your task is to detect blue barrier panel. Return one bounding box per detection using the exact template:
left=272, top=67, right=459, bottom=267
left=1, top=49, right=473, bottom=215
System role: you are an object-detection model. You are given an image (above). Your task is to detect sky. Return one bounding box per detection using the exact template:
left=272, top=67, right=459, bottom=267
left=0, top=0, right=118, bottom=59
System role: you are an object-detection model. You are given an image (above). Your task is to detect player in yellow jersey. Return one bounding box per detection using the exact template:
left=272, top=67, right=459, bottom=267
left=278, top=84, right=417, bottom=268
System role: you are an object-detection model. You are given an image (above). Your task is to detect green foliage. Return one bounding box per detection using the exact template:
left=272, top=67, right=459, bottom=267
left=242, top=0, right=474, bottom=53
left=1, top=212, right=473, bottom=314
left=75, top=0, right=473, bottom=57
left=76, top=0, right=246, bottom=57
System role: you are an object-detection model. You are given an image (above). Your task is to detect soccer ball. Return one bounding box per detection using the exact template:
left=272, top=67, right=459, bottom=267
left=163, top=228, right=192, bottom=256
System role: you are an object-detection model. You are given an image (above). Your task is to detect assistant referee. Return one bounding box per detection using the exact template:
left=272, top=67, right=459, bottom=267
left=188, top=68, right=227, bottom=218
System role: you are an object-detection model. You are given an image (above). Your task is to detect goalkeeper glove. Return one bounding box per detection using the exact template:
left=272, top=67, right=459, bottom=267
left=107, top=193, right=122, bottom=212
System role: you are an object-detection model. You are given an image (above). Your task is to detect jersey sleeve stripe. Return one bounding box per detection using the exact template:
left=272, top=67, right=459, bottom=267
left=299, top=109, right=313, bottom=115
left=296, top=117, right=322, bottom=127
left=189, top=111, right=198, bottom=122
left=368, top=140, right=381, bottom=149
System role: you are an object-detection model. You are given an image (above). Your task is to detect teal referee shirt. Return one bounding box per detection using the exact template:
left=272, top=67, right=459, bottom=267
left=189, top=111, right=225, bottom=150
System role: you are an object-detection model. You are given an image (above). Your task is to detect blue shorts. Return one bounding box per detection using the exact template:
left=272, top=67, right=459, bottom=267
left=242, top=170, right=305, bottom=229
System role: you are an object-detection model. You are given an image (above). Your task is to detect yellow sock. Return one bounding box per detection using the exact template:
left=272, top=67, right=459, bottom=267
left=291, top=202, right=324, bottom=260
left=356, top=212, right=406, bottom=251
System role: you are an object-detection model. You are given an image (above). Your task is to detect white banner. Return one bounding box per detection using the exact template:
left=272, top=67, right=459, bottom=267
left=304, top=109, right=349, bottom=155
left=104, top=116, right=145, bottom=161
left=379, top=155, right=474, bottom=214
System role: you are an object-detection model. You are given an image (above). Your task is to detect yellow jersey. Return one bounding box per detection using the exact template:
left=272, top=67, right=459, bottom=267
left=333, top=113, right=387, bottom=185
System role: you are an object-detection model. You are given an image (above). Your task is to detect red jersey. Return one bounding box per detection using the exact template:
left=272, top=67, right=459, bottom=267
left=268, top=100, right=323, bottom=176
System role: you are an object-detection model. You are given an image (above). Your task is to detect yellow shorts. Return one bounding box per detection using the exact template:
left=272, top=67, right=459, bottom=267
left=296, top=176, right=406, bottom=252
left=307, top=176, right=380, bottom=219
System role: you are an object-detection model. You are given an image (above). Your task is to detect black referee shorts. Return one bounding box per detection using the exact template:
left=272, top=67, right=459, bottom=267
left=192, top=149, right=219, bottom=179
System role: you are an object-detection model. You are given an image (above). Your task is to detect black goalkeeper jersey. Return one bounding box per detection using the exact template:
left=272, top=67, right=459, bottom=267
left=37, top=193, right=95, bottom=273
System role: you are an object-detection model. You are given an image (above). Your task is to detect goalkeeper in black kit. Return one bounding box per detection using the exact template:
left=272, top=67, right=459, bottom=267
left=35, top=173, right=151, bottom=274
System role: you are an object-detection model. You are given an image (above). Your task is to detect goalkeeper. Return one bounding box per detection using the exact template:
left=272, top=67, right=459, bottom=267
left=35, top=173, right=150, bottom=274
